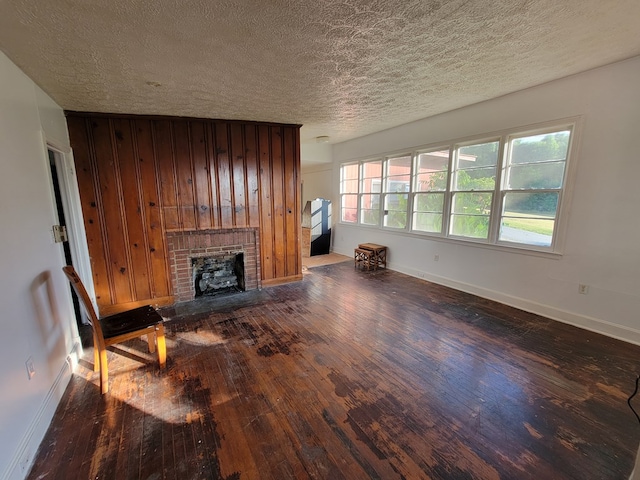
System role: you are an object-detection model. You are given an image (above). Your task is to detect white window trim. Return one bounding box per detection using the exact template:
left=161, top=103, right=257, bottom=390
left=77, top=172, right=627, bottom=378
left=338, top=117, right=581, bottom=255
left=382, top=153, right=413, bottom=231
left=359, top=158, right=383, bottom=226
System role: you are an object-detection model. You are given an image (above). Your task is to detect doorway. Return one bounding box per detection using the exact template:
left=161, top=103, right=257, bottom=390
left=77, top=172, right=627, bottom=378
left=48, top=148, right=83, bottom=328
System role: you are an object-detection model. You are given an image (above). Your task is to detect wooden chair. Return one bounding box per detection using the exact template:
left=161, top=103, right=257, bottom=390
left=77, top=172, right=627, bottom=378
left=63, top=266, right=166, bottom=394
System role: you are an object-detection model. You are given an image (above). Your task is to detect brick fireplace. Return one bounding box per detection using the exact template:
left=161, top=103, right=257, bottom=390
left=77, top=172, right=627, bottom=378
left=167, top=228, right=261, bottom=302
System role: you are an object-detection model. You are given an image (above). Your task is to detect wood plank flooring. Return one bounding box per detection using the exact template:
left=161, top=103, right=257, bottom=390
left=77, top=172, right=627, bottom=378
left=28, top=262, right=640, bottom=479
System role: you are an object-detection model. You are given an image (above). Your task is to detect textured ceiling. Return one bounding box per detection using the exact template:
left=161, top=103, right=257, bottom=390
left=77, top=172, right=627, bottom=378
left=1, top=0, right=640, bottom=158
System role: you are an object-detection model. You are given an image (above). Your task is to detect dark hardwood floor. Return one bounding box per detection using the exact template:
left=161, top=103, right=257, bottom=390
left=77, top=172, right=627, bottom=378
left=28, top=261, right=640, bottom=479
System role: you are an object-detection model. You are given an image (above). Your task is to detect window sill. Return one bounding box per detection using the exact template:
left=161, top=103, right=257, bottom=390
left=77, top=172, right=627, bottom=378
left=337, top=221, right=563, bottom=259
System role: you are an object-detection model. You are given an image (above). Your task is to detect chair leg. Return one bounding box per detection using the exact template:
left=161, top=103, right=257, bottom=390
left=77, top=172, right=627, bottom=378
left=93, top=338, right=99, bottom=372
left=156, top=323, right=166, bottom=368
left=98, top=347, right=109, bottom=394
left=147, top=332, right=156, bottom=353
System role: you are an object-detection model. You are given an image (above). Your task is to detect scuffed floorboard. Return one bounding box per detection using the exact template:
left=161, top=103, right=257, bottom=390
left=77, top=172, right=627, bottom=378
left=28, top=262, right=640, bottom=479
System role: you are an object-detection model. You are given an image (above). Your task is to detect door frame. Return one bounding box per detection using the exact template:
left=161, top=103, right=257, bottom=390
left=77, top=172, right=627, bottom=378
left=45, top=137, right=95, bottom=322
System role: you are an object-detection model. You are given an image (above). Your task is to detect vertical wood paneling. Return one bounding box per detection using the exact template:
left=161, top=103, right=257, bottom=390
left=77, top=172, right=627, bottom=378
left=214, top=123, right=234, bottom=228
left=258, top=125, right=275, bottom=280
left=230, top=124, right=248, bottom=227
left=283, top=127, right=300, bottom=277
left=67, top=116, right=112, bottom=305
left=112, top=118, right=152, bottom=300
left=154, top=120, right=180, bottom=230
left=190, top=121, right=213, bottom=230
left=91, top=118, right=134, bottom=304
left=68, top=113, right=301, bottom=311
left=270, top=126, right=286, bottom=279
left=133, top=119, right=170, bottom=298
left=244, top=124, right=260, bottom=228
left=173, top=121, right=197, bottom=230
left=205, top=125, right=221, bottom=228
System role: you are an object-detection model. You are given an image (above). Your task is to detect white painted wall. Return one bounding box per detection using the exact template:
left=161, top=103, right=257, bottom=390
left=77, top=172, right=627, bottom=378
left=301, top=142, right=334, bottom=215
left=0, top=52, right=81, bottom=480
left=301, top=163, right=334, bottom=207
left=325, top=56, right=640, bottom=345
left=300, top=141, right=332, bottom=166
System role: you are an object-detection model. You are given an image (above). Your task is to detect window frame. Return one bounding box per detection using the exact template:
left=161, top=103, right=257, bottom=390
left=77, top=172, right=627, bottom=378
left=410, top=146, right=452, bottom=235
left=359, top=159, right=383, bottom=226
left=495, top=125, right=575, bottom=251
left=338, top=118, right=579, bottom=255
left=448, top=137, right=502, bottom=242
left=339, top=161, right=360, bottom=224
left=382, top=154, right=413, bottom=230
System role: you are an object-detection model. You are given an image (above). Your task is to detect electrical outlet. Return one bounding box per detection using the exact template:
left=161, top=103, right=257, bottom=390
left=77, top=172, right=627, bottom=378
left=434, top=254, right=440, bottom=262
left=26, top=357, right=35, bottom=380
left=578, top=284, right=589, bottom=295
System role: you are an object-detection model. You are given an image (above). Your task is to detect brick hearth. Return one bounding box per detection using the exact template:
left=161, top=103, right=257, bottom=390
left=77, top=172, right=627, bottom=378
left=167, top=228, right=261, bottom=302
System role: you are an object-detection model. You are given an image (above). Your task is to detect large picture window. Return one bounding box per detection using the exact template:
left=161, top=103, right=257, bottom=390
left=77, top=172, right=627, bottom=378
left=339, top=121, right=575, bottom=252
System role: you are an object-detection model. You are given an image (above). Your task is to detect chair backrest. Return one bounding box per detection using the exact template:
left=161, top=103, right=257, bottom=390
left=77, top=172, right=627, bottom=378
left=62, top=266, right=106, bottom=348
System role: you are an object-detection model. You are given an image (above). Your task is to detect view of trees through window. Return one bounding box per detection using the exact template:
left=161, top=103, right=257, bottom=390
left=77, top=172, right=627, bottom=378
left=500, top=131, right=569, bottom=246
left=340, top=124, right=572, bottom=251
left=361, top=161, right=382, bottom=225
left=450, top=141, right=498, bottom=239
left=384, top=156, right=411, bottom=229
left=413, top=150, right=449, bottom=233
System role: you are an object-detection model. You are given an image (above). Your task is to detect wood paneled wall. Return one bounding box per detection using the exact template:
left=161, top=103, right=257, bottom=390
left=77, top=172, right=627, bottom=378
left=67, top=113, right=301, bottom=313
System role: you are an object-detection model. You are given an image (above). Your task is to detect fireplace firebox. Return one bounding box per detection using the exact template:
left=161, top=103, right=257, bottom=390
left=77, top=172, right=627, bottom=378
left=166, top=228, right=260, bottom=302
left=192, top=253, right=245, bottom=297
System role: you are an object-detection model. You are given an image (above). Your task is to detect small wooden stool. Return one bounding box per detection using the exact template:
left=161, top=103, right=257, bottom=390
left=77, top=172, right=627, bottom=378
left=354, top=248, right=373, bottom=270
left=357, top=243, right=387, bottom=270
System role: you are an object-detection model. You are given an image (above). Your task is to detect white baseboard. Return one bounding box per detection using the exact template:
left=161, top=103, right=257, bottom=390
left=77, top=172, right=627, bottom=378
left=2, top=341, right=82, bottom=480
left=334, top=245, right=640, bottom=346
left=392, top=262, right=640, bottom=347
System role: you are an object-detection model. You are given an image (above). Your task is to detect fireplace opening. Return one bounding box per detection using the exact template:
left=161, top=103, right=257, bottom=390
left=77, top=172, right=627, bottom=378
left=192, top=253, right=245, bottom=297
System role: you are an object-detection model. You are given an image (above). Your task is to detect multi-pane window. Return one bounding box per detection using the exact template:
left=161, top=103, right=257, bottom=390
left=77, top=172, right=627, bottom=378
left=339, top=122, right=574, bottom=252
left=412, top=149, right=450, bottom=234
left=383, top=155, right=411, bottom=229
left=360, top=160, right=382, bottom=225
left=339, top=163, right=358, bottom=223
left=499, top=130, right=571, bottom=247
left=450, top=141, right=499, bottom=239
